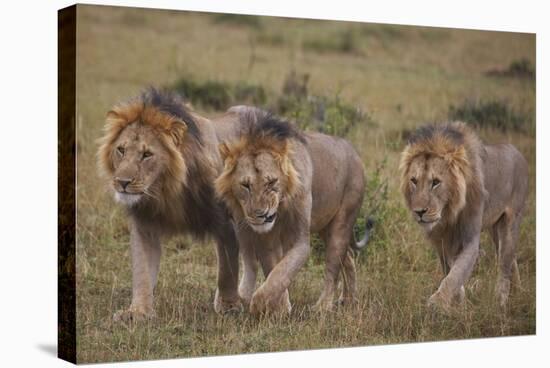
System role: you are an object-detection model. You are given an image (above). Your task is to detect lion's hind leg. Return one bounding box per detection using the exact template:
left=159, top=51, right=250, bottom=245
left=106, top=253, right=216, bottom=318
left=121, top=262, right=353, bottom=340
left=313, top=228, right=345, bottom=311
left=493, top=209, right=522, bottom=307
left=314, top=207, right=360, bottom=311
left=339, top=249, right=357, bottom=305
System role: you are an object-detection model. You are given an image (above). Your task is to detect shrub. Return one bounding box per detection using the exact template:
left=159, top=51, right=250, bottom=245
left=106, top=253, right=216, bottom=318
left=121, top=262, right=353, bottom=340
left=212, top=13, right=262, bottom=29
left=355, top=157, right=390, bottom=255
left=361, top=24, right=403, bottom=40
left=448, top=99, right=531, bottom=133
left=485, top=58, right=535, bottom=79
left=172, top=78, right=266, bottom=110
left=256, top=31, right=286, bottom=46
left=309, top=157, right=391, bottom=263
left=278, top=94, right=372, bottom=137
left=233, top=82, right=267, bottom=106
left=302, top=29, right=362, bottom=55
left=277, top=71, right=373, bottom=137
left=174, top=79, right=230, bottom=110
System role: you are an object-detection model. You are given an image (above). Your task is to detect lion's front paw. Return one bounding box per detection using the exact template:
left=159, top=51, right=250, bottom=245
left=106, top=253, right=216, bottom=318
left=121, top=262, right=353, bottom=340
left=454, top=286, right=466, bottom=304
left=495, top=279, right=511, bottom=308
left=214, top=289, right=243, bottom=314
left=313, top=296, right=335, bottom=312
left=249, top=287, right=269, bottom=315
left=113, top=305, right=154, bottom=323
left=427, top=291, right=452, bottom=312
left=337, top=295, right=359, bottom=307
left=249, top=286, right=290, bottom=316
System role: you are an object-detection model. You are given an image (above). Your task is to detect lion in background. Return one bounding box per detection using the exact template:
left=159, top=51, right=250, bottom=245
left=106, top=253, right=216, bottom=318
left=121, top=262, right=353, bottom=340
left=215, top=107, right=372, bottom=314
left=97, top=88, right=245, bottom=321
left=399, top=122, right=528, bottom=309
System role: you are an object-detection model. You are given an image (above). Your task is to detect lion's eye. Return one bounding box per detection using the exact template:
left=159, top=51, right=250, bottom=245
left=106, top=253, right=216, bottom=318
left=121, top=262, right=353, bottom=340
left=410, top=177, right=417, bottom=185
left=117, top=146, right=125, bottom=156
left=241, top=182, right=251, bottom=191
left=267, top=178, right=278, bottom=187
left=432, top=178, right=441, bottom=188
left=142, top=151, right=153, bottom=160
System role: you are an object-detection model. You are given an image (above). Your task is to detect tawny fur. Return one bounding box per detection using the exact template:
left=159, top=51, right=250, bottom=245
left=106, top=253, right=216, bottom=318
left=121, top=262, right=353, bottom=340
left=399, top=122, right=528, bottom=309
left=215, top=107, right=369, bottom=314
left=97, top=88, right=247, bottom=321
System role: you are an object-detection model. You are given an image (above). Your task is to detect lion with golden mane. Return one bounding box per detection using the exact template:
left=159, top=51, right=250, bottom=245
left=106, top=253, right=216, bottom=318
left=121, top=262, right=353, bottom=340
left=399, top=122, right=528, bottom=309
left=215, top=107, right=372, bottom=314
left=97, top=88, right=245, bottom=321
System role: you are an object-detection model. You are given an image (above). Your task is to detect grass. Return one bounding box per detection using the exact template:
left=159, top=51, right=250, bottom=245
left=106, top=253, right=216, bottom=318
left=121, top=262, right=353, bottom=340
left=74, top=5, right=536, bottom=364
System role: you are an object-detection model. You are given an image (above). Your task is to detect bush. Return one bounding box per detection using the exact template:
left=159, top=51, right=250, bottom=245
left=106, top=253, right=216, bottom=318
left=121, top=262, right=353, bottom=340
left=277, top=71, right=373, bottom=137
left=485, top=58, right=535, bottom=79
left=256, top=31, right=286, bottom=46
left=302, top=29, right=362, bottom=55
left=173, top=78, right=267, bottom=110
left=172, top=71, right=374, bottom=138
left=173, top=79, right=230, bottom=110
left=309, top=157, right=391, bottom=263
left=233, top=82, right=267, bottom=106
left=278, top=93, right=373, bottom=137
left=212, top=13, right=262, bottom=29
left=448, top=99, right=531, bottom=133
left=355, top=157, right=390, bottom=253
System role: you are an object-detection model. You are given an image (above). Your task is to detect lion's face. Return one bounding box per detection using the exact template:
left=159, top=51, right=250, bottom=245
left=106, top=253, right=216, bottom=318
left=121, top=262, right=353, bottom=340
left=108, top=123, right=171, bottom=206
left=402, top=154, right=454, bottom=231
left=227, top=151, right=284, bottom=233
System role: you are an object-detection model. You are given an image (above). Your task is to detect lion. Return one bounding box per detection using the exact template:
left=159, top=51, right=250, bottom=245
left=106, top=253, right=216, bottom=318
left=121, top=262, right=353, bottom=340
left=399, top=122, right=528, bottom=309
left=97, top=88, right=245, bottom=321
left=215, top=107, right=372, bottom=314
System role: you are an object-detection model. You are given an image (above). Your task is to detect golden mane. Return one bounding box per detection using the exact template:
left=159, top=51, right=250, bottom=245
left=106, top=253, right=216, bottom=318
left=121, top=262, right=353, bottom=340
left=97, top=88, right=210, bottom=217
left=399, top=121, right=484, bottom=223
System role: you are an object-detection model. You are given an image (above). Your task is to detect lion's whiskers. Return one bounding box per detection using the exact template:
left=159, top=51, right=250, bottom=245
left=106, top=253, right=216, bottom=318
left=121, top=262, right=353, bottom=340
left=143, top=187, right=160, bottom=202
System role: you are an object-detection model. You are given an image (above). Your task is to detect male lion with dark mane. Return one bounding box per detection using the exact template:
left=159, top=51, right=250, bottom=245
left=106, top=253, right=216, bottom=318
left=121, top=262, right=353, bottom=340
left=215, top=107, right=372, bottom=314
left=97, top=88, right=245, bottom=321
left=399, top=122, right=528, bottom=309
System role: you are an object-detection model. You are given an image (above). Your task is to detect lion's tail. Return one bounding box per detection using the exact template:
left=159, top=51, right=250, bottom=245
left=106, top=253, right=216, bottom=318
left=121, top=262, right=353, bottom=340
left=351, top=217, right=375, bottom=252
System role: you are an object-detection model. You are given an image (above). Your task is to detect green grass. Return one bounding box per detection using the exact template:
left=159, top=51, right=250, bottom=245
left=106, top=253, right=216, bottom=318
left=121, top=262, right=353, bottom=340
left=74, top=5, right=536, bottom=364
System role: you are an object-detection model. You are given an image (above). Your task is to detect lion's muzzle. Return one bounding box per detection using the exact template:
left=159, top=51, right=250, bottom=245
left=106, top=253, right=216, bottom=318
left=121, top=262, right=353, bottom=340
left=248, top=209, right=278, bottom=233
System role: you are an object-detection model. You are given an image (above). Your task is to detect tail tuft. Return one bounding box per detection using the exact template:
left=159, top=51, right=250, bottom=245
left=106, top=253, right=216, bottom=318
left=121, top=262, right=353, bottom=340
left=352, top=217, right=375, bottom=252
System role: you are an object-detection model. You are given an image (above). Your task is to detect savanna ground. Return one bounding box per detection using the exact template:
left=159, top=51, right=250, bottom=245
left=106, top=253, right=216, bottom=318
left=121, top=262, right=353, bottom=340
left=74, top=5, right=536, bottom=364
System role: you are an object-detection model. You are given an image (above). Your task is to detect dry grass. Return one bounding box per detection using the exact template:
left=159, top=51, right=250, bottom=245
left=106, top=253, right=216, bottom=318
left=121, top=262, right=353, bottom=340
left=74, top=5, right=536, bottom=363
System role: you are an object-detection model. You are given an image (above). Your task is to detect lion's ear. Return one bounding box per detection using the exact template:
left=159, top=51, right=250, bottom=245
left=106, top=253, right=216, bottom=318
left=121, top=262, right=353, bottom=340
left=219, top=142, right=231, bottom=161
left=170, top=120, right=188, bottom=146
left=104, top=109, right=129, bottom=132
left=106, top=110, right=121, bottom=120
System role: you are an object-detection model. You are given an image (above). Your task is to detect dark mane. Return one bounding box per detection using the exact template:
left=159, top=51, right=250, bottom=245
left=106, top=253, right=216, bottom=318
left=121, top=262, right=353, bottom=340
left=140, top=87, right=201, bottom=142
left=241, top=109, right=307, bottom=144
left=408, top=124, right=465, bottom=146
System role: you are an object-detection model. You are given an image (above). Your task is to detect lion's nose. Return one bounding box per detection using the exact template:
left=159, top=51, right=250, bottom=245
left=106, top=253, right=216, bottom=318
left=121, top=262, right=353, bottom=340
left=414, top=208, right=428, bottom=217
left=116, top=178, right=132, bottom=190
